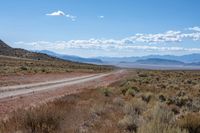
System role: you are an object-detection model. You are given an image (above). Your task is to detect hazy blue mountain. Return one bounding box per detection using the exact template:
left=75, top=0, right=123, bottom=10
left=141, top=54, right=200, bottom=63
left=99, top=53, right=200, bottom=64
left=35, top=49, right=200, bottom=67
left=135, top=58, right=185, bottom=65
left=36, top=50, right=103, bottom=64
left=188, top=62, right=200, bottom=66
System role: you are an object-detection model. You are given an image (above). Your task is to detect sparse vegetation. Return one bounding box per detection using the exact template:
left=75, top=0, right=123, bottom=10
left=1, top=70, right=200, bottom=132
left=0, top=56, right=113, bottom=76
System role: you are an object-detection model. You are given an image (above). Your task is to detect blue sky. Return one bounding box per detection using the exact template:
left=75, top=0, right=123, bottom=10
left=0, top=0, right=200, bottom=57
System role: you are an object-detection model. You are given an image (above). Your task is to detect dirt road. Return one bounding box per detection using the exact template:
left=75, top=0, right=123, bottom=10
left=0, top=70, right=127, bottom=117
left=0, top=73, right=110, bottom=99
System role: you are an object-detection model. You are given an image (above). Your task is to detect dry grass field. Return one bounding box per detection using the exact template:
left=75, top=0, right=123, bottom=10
left=0, top=56, right=113, bottom=76
left=1, top=70, right=200, bottom=133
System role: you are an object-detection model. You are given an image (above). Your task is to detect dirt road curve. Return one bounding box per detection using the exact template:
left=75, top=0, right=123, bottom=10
left=0, top=73, right=109, bottom=99
left=0, top=70, right=127, bottom=117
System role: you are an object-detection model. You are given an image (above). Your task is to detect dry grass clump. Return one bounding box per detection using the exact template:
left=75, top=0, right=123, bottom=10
left=177, top=113, right=200, bottom=133
left=90, top=104, right=106, bottom=116
left=138, top=122, right=188, bottom=133
left=123, top=98, right=146, bottom=115
left=138, top=104, right=188, bottom=133
left=113, top=97, right=125, bottom=107
left=101, top=87, right=112, bottom=97
left=141, top=92, right=153, bottom=103
left=119, top=80, right=140, bottom=96
left=0, top=103, right=65, bottom=133
left=118, top=98, right=146, bottom=132
left=118, top=114, right=138, bottom=132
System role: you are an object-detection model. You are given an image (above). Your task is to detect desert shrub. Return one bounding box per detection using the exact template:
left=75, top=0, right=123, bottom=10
left=41, top=68, right=46, bottom=73
left=152, top=104, right=174, bottom=124
left=0, top=104, right=64, bottom=133
left=138, top=104, right=188, bottom=133
left=176, top=91, right=186, bottom=97
left=177, top=113, right=200, bottom=133
left=189, top=98, right=200, bottom=112
left=118, top=115, right=138, bottom=132
left=166, top=97, right=175, bottom=105
left=165, top=96, right=191, bottom=107
left=113, top=97, right=125, bottom=107
left=169, top=104, right=180, bottom=115
left=121, top=85, right=139, bottom=96
left=101, top=88, right=112, bottom=97
left=126, top=88, right=136, bottom=97
left=138, top=73, right=148, bottom=77
left=138, top=121, right=188, bottom=133
left=123, top=98, right=146, bottom=115
left=20, top=66, right=28, bottom=71
left=158, top=94, right=166, bottom=102
left=141, top=92, right=153, bottom=103
left=90, top=104, right=105, bottom=116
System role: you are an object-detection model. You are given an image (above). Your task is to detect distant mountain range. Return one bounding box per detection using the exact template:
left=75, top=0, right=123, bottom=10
left=1, top=39, right=200, bottom=69
left=36, top=50, right=200, bottom=69
left=35, top=50, right=103, bottom=64
left=99, top=54, right=200, bottom=64
left=135, top=58, right=185, bottom=65
left=99, top=55, right=200, bottom=69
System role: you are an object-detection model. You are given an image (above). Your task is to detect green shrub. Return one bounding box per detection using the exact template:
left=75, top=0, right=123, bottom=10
left=101, top=88, right=112, bottom=97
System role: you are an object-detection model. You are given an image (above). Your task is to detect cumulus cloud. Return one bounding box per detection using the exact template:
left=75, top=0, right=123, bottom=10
left=188, top=26, right=200, bottom=32
left=128, top=30, right=200, bottom=44
left=46, top=10, right=76, bottom=21
left=15, top=40, right=200, bottom=53
left=129, top=31, right=182, bottom=43
left=15, top=26, right=200, bottom=53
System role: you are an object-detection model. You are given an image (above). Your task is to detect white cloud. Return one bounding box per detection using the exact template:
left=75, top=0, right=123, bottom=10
left=15, top=40, right=200, bottom=53
left=66, top=14, right=76, bottom=21
left=46, top=10, right=65, bottom=16
left=128, top=30, right=200, bottom=44
left=46, top=10, right=76, bottom=21
left=188, top=26, right=200, bottom=32
left=129, top=31, right=182, bottom=44
left=15, top=26, right=200, bottom=53
left=98, top=16, right=104, bottom=19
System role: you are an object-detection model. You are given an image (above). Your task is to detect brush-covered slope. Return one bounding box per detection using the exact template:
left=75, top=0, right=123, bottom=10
left=0, top=40, right=59, bottom=61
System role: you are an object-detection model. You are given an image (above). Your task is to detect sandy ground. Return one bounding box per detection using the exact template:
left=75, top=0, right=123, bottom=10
left=0, top=70, right=128, bottom=119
